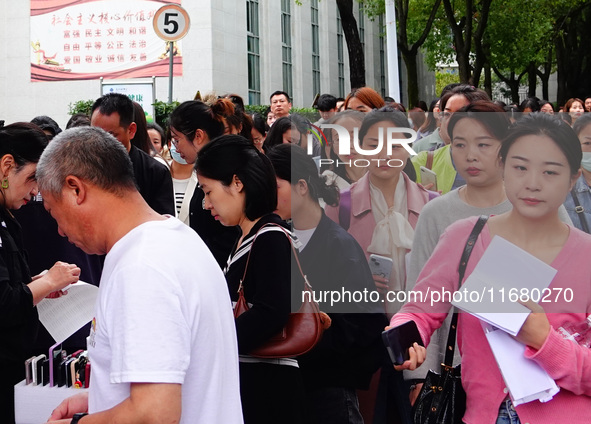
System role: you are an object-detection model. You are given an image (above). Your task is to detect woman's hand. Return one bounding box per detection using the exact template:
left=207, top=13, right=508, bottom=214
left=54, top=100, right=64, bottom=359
left=29, top=262, right=81, bottom=305
left=44, top=262, right=81, bottom=292
left=409, top=382, right=424, bottom=406
left=514, top=300, right=551, bottom=350
left=394, top=342, right=426, bottom=371
left=373, top=274, right=389, bottom=295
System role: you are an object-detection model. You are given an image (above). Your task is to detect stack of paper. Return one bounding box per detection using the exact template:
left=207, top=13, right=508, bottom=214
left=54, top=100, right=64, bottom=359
left=451, top=236, right=560, bottom=405
left=452, top=236, right=557, bottom=336
left=484, top=324, right=559, bottom=406
left=37, top=280, right=98, bottom=343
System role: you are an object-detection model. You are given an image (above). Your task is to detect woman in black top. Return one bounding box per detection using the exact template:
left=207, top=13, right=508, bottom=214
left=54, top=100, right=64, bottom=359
left=195, top=135, right=305, bottom=424
left=268, top=143, right=388, bottom=424
left=169, top=99, right=240, bottom=268
left=0, top=123, right=80, bottom=423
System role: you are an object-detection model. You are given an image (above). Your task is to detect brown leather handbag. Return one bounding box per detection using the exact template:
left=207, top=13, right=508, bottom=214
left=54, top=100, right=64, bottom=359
left=233, top=224, right=331, bottom=359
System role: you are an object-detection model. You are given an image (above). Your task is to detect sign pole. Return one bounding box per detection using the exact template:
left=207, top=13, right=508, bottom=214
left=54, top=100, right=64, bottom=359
left=168, top=42, right=174, bottom=104
left=153, top=4, right=190, bottom=105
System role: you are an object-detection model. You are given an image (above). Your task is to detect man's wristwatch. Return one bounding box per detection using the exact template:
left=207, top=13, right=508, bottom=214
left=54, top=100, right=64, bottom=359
left=70, top=413, right=88, bottom=424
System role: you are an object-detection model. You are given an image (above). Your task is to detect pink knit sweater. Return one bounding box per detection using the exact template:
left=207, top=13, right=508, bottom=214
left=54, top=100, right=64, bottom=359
left=391, top=217, right=591, bottom=424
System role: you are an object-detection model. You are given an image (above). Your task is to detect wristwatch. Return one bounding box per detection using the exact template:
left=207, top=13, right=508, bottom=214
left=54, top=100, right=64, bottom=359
left=70, top=413, right=88, bottom=424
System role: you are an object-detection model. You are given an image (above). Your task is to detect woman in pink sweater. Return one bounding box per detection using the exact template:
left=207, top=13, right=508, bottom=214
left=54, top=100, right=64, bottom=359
left=392, top=113, right=591, bottom=424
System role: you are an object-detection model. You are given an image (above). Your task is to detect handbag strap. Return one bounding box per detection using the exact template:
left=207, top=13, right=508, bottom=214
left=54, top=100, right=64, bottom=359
left=570, top=188, right=590, bottom=233
left=239, top=223, right=309, bottom=293
left=443, top=215, right=489, bottom=367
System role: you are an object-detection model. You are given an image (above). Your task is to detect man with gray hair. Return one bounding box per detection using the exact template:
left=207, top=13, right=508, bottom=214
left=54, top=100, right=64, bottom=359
left=41, top=127, right=243, bottom=424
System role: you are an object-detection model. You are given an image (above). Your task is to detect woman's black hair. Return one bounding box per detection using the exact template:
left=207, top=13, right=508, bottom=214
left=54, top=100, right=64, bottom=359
left=320, top=110, right=365, bottom=182
left=358, top=107, right=417, bottom=181
left=358, top=107, right=411, bottom=145
left=195, top=135, right=277, bottom=220
left=418, top=98, right=439, bottom=134
left=267, top=143, right=339, bottom=207
left=572, top=113, right=591, bottom=136
left=0, top=122, right=48, bottom=167
left=147, top=122, right=166, bottom=142
left=499, top=113, right=582, bottom=176
left=519, top=97, right=541, bottom=112
left=264, top=116, right=292, bottom=149
left=251, top=113, right=270, bottom=136
left=448, top=101, right=511, bottom=141
left=169, top=100, right=230, bottom=141
left=131, top=102, right=156, bottom=155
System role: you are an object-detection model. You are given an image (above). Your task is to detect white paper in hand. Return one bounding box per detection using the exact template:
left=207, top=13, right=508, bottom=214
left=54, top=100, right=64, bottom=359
left=451, top=236, right=557, bottom=335
left=37, top=280, right=98, bottom=343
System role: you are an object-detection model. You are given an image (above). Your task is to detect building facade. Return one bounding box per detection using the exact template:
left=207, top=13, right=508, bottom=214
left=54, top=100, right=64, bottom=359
left=0, top=0, right=434, bottom=126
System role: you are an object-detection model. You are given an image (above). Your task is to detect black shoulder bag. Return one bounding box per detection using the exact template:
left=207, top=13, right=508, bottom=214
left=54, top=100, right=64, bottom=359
left=412, top=215, right=489, bottom=424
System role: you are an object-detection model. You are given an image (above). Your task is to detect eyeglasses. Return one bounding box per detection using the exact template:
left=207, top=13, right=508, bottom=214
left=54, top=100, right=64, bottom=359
left=171, top=137, right=180, bottom=147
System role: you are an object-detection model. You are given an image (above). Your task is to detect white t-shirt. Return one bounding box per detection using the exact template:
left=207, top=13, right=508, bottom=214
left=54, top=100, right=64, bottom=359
left=88, top=217, right=243, bottom=424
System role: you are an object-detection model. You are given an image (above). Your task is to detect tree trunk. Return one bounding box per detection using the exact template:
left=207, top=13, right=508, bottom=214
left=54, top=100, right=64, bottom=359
left=336, top=0, right=366, bottom=89
left=527, top=62, right=537, bottom=98
left=484, top=61, right=492, bottom=98
left=402, top=52, right=419, bottom=108
left=555, top=36, right=567, bottom=106
left=536, top=49, right=552, bottom=101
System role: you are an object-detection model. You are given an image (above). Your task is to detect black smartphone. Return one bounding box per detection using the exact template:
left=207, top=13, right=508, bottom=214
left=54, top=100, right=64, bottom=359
left=41, top=359, right=50, bottom=386
left=382, top=320, right=424, bottom=365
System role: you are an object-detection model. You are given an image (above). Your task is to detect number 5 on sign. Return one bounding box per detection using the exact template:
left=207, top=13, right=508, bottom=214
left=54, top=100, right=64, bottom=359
left=153, top=4, right=190, bottom=42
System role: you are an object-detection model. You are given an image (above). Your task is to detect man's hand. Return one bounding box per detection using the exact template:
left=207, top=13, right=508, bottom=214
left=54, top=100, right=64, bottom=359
left=47, top=392, right=88, bottom=422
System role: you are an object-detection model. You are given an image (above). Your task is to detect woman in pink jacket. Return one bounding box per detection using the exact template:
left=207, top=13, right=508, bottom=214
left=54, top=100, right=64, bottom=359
left=325, top=108, right=436, bottom=316
left=392, top=113, right=591, bottom=424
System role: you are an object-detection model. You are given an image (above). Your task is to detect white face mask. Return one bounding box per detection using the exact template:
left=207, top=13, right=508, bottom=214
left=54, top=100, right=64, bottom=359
left=581, top=152, right=591, bottom=172
left=170, top=143, right=188, bottom=165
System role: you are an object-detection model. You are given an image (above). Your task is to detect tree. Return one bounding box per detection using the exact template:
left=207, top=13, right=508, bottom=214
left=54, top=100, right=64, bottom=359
left=554, top=1, right=591, bottom=104
left=336, top=0, right=366, bottom=89
left=394, top=0, right=442, bottom=107
left=441, top=0, right=492, bottom=85
left=487, top=0, right=554, bottom=103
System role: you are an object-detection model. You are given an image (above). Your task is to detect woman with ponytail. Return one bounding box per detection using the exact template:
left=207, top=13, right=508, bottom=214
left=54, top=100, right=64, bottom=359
left=267, top=143, right=387, bottom=424
left=169, top=99, right=239, bottom=267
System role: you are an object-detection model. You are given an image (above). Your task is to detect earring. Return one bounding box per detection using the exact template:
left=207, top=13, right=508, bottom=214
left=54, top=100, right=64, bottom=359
left=1, top=178, right=8, bottom=189
left=202, top=198, right=206, bottom=210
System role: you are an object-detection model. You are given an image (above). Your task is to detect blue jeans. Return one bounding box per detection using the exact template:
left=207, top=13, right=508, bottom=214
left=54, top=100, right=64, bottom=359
left=496, top=399, right=521, bottom=424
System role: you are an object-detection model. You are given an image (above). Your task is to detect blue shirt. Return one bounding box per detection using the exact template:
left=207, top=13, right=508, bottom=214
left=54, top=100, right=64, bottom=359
left=564, top=173, right=591, bottom=233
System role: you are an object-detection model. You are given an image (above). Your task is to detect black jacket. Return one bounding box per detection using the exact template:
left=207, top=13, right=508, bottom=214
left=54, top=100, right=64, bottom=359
left=297, top=212, right=388, bottom=390
left=129, top=145, right=175, bottom=216
left=0, top=208, right=37, bottom=422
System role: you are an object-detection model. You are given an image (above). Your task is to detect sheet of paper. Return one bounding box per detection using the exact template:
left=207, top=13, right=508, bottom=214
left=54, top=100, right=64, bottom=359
left=452, top=236, right=557, bottom=335
left=485, top=325, right=559, bottom=406
left=37, top=280, right=98, bottom=343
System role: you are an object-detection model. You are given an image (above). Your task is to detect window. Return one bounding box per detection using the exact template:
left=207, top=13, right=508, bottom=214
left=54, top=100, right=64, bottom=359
left=281, top=0, right=293, bottom=98
left=246, top=0, right=260, bottom=104
left=337, top=9, right=345, bottom=97
left=311, top=0, right=320, bottom=96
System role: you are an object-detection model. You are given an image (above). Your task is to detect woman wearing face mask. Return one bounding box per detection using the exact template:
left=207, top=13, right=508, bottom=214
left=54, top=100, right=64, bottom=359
left=168, top=99, right=240, bottom=267
left=165, top=127, right=197, bottom=225
left=392, top=113, right=591, bottom=424
left=564, top=113, right=591, bottom=232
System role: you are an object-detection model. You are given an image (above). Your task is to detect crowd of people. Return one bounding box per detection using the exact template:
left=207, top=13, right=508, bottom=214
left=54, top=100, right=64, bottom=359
left=1, top=84, right=591, bottom=424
